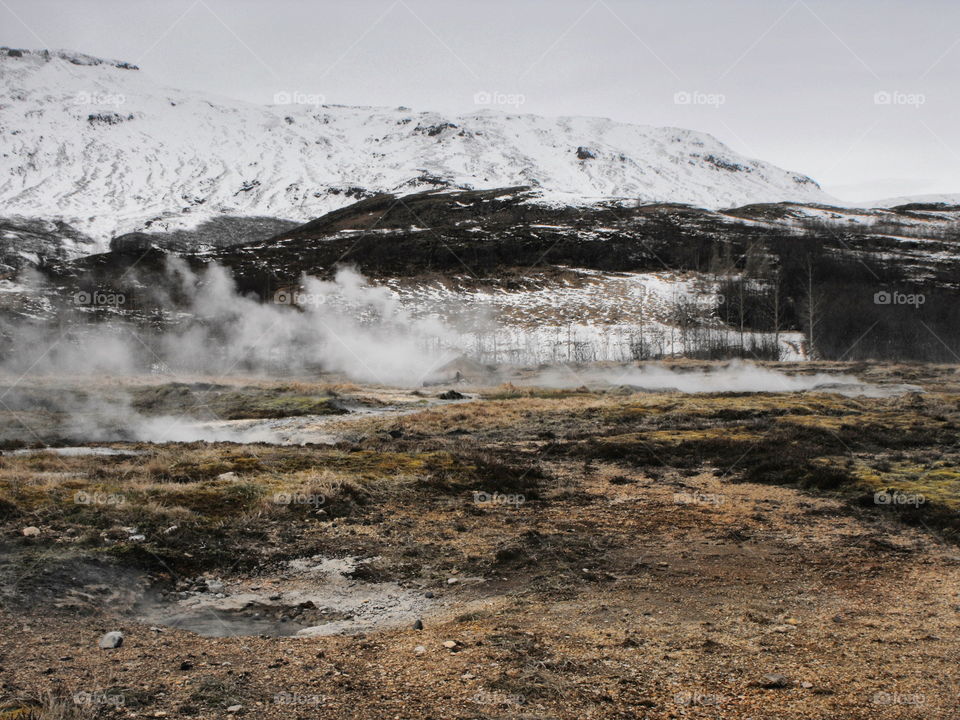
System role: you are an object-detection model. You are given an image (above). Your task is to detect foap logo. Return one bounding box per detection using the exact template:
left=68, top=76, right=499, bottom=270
left=473, top=90, right=526, bottom=109
left=74, top=490, right=126, bottom=506
left=72, top=691, right=125, bottom=708
left=472, top=491, right=525, bottom=508
left=872, top=691, right=925, bottom=706
left=273, top=289, right=328, bottom=307
left=272, top=492, right=326, bottom=507
left=873, top=290, right=925, bottom=308
left=274, top=691, right=324, bottom=706
left=74, top=289, right=126, bottom=307
left=674, top=90, right=726, bottom=108
left=674, top=690, right=727, bottom=707
left=274, top=90, right=325, bottom=107
left=74, top=91, right=126, bottom=107
left=674, top=491, right=725, bottom=506
left=874, top=90, right=926, bottom=108
left=874, top=490, right=926, bottom=507
left=472, top=689, right=525, bottom=706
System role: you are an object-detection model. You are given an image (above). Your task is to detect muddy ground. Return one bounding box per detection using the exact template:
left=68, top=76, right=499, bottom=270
left=0, top=362, right=959, bottom=719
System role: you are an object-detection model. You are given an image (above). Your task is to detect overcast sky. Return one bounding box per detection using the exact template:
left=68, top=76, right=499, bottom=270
left=3, top=0, right=958, bottom=201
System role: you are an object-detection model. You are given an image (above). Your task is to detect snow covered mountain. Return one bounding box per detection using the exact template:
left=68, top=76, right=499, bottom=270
left=1, top=47, right=832, bottom=248
left=858, top=193, right=960, bottom=209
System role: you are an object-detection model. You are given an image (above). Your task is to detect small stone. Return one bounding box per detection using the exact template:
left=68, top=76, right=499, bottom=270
left=206, top=579, right=225, bottom=594
left=226, top=705, right=242, bottom=713
left=784, top=617, right=799, bottom=625
left=424, top=591, right=435, bottom=599
left=21, top=526, right=40, bottom=537
left=446, top=578, right=458, bottom=585
left=759, top=673, right=792, bottom=689
left=98, top=631, right=124, bottom=649
left=217, top=472, right=238, bottom=481
left=442, top=640, right=457, bottom=649
left=801, top=681, right=813, bottom=689
left=412, top=619, right=423, bottom=630
left=414, top=645, right=426, bottom=654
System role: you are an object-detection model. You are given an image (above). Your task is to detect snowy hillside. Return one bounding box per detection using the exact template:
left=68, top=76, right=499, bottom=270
left=859, top=193, right=960, bottom=209
left=0, top=47, right=833, bottom=247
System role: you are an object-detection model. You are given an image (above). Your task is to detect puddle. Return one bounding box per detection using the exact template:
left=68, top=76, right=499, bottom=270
left=11, top=446, right=144, bottom=456
left=139, top=556, right=434, bottom=638
left=186, top=396, right=475, bottom=446
left=806, top=381, right=925, bottom=398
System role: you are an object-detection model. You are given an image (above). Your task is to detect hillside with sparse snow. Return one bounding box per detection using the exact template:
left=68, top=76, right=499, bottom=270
left=0, top=47, right=832, bottom=248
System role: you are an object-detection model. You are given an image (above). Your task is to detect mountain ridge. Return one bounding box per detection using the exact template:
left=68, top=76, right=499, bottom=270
left=1, top=47, right=831, bottom=248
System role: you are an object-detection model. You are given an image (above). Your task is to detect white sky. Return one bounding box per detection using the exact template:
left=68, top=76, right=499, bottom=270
left=2, top=0, right=958, bottom=201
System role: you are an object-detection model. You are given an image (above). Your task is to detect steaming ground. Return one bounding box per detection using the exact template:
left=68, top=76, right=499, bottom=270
left=524, top=361, right=925, bottom=397
left=0, top=361, right=923, bottom=448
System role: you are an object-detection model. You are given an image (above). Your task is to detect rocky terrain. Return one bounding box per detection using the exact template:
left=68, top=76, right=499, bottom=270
left=0, top=362, right=958, bottom=719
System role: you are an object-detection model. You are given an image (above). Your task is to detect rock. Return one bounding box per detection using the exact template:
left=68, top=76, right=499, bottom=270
left=424, top=591, right=435, bottom=599
left=21, top=526, right=40, bottom=537
left=438, top=390, right=465, bottom=400
left=109, top=231, right=155, bottom=254
left=226, top=705, right=242, bottom=713
left=414, top=645, right=426, bottom=654
left=759, top=673, right=792, bottom=689
left=98, top=631, right=124, bottom=649
left=412, top=619, right=423, bottom=630
left=442, top=640, right=457, bottom=649
left=216, top=472, right=238, bottom=481
left=576, top=146, right=597, bottom=160
left=801, top=681, right=813, bottom=689
left=446, top=578, right=458, bottom=585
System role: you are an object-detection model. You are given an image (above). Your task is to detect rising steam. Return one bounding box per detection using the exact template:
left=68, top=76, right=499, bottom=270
left=1, top=262, right=460, bottom=386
